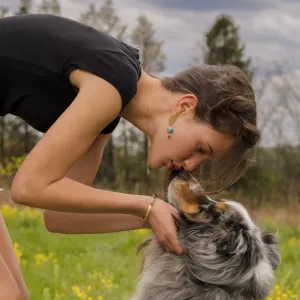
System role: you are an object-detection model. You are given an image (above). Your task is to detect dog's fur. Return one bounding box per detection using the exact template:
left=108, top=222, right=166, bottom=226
left=132, top=170, right=280, bottom=300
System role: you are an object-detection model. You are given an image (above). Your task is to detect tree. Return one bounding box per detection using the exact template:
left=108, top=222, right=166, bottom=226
left=0, top=6, right=8, bottom=18
left=80, top=0, right=126, bottom=41
left=39, top=0, right=61, bottom=15
left=131, top=15, right=166, bottom=192
left=16, top=0, right=32, bottom=15
left=201, top=14, right=252, bottom=79
left=131, top=15, right=165, bottom=74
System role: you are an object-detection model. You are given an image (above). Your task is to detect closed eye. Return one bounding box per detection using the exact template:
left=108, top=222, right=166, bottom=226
left=197, top=143, right=214, bottom=157
left=197, top=146, right=206, bottom=155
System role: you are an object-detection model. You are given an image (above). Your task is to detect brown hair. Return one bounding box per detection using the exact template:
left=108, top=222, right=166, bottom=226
left=161, top=64, right=260, bottom=194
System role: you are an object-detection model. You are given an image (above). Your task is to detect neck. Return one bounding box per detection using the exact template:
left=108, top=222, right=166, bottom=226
left=120, top=71, right=174, bottom=141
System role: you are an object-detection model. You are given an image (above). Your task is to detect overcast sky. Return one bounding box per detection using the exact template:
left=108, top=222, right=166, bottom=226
left=2, top=0, right=300, bottom=76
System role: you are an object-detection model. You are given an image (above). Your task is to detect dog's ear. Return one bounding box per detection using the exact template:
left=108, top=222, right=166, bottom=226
left=174, top=181, right=200, bottom=214
left=261, top=231, right=280, bottom=270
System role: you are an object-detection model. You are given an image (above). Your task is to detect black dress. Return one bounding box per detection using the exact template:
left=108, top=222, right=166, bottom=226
left=0, top=14, right=141, bottom=134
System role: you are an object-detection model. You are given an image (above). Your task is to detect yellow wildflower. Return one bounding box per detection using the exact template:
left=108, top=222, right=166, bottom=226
left=13, top=243, right=22, bottom=264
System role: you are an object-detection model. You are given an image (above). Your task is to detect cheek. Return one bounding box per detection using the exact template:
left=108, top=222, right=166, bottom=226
left=150, top=127, right=197, bottom=164
left=169, top=134, right=196, bottom=160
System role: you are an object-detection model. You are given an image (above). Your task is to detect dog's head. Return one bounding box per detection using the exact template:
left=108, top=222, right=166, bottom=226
left=166, top=169, right=280, bottom=299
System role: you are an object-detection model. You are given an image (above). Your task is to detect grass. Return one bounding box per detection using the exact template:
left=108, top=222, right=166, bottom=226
left=1, top=204, right=299, bottom=300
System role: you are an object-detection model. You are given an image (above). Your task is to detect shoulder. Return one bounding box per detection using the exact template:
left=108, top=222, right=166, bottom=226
left=65, top=47, right=141, bottom=108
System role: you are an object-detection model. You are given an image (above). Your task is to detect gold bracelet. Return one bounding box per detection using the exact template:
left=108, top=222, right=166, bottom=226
left=143, top=194, right=157, bottom=222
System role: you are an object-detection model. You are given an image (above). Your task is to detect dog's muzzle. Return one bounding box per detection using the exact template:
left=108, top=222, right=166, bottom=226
left=167, top=169, right=221, bottom=217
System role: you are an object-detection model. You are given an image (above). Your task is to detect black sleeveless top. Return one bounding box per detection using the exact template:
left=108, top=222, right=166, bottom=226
left=0, top=14, right=141, bottom=134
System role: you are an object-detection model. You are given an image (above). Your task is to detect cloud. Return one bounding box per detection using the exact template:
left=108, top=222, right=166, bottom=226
left=136, top=0, right=279, bottom=12
left=2, top=0, right=300, bottom=145
left=254, top=68, right=300, bottom=147
left=65, top=0, right=300, bottom=78
left=3, top=0, right=300, bottom=78
left=1, top=0, right=24, bottom=13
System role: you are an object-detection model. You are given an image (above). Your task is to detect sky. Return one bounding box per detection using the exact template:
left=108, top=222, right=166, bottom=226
left=1, top=0, right=300, bottom=146
left=2, top=0, right=300, bottom=77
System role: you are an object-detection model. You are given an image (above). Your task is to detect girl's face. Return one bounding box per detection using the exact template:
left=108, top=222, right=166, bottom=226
left=148, top=107, right=234, bottom=172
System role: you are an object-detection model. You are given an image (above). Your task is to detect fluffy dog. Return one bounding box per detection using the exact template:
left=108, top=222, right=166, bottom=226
left=132, top=170, right=280, bottom=300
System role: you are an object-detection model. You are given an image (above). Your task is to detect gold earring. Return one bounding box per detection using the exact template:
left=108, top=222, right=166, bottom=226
left=167, top=112, right=179, bottom=138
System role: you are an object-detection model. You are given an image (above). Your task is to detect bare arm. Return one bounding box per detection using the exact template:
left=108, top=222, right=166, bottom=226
left=64, top=132, right=109, bottom=186
left=43, top=133, right=149, bottom=234
left=11, top=70, right=183, bottom=254
left=44, top=211, right=149, bottom=234
left=11, top=70, right=150, bottom=217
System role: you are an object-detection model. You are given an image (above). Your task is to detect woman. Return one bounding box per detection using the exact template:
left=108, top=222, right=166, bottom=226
left=0, top=14, right=259, bottom=299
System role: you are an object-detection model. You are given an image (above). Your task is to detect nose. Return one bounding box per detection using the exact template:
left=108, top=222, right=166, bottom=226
left=183, top=156, right=204, bottom=172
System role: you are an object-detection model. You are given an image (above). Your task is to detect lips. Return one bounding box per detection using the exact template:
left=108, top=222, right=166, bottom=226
left=168, top=161, right=174, bottom=169
left=168, top=160, right=181, bottom=170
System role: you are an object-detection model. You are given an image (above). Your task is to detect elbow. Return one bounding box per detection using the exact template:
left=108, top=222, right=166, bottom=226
left=11, top=182, right=29, bottom=206
left=11, top=175, right=40, bottom=207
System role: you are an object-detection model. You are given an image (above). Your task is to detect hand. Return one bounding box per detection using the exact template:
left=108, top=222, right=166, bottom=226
left=147, top=198, right=183, bottom=255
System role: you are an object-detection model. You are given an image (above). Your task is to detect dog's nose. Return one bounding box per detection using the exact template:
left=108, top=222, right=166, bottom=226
left=177, top=169, right=190, bottom=181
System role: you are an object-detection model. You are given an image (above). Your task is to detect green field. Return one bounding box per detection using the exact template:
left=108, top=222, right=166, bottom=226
left=1, top=204, right=299, bottom=300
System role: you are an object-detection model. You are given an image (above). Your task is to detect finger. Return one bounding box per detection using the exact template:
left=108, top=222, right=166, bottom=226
left=170, top=205, right=179, bottom=213
left=155, top=232, right=162, bottom=243
left=157, top=232, right=173, bottom=251
left=172, top=212, right=181, bottom=220
left=170, top=206, right=179, bottom=215
left=168, top=234, right=183, bottom=255
left=172, top=242, right=183, bottom=255
left=156, top=233, right=173, bottom=254
left=171, top=209, right=182, bottom=221
left=163, top=239, right=174, bottom=253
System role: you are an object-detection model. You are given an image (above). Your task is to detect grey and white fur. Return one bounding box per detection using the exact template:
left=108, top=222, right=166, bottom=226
left=132, top=171, right=280, bottom=300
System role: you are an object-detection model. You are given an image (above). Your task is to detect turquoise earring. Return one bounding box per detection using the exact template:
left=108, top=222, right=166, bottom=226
left=167, top=127, right=174, bottom=135
left=167, top=112, right=179, bottom=138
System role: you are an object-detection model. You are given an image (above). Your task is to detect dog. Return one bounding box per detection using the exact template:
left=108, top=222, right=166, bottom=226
left=132, top=170, right=280, bottom=300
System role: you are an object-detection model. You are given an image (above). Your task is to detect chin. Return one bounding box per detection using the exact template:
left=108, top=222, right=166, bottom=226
left=132, top=170, right=280, bottom=300
left=148, top=158, right=167, bottom=169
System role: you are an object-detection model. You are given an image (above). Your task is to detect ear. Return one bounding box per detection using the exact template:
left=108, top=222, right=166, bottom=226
left=172, top=94, right=198, bottom=116
left=261, top=231, right=281, bottom=270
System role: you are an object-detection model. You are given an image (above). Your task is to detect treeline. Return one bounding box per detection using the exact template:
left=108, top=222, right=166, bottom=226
left=0, top=0, right=299, bottom=208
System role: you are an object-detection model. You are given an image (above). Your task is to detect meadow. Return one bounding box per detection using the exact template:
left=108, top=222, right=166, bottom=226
left=1, top=204, right=299, bottom=300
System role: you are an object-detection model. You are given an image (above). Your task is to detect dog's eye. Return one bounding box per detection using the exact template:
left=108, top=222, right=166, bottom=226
left=205, top=204, right=222, bottom=218
left=224, top=219, right=235, bottom=230
left=224, top=219, right=249, bottom=232
left=211, top=207, right=222, bottom=218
